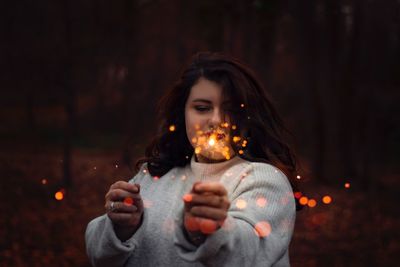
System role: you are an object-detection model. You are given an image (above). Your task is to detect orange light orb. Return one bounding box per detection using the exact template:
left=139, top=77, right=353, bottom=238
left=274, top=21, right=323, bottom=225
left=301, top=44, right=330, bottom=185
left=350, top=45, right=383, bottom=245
left=55, top=191, right=64, bottom=201
left=238, top=150, right=244, bottom=155
left=322, top=195, right=332, bottom=204
left=124, top=197, right=134, bottom=206
left=307, top=199, right=317, bottom=208
left=345, top=182, right=351, bottom=188
left=169, top=125, right=176, bottom=132
left=299, top=196, right=308, bottom=205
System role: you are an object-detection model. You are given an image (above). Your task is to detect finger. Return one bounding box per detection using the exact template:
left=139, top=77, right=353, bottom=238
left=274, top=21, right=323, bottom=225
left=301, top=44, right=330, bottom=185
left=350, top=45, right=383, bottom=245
left=106, top=201, right=138, bottom=213
left=105, top=189, right=141, bottom=202
left=110, top=181, right=140, bottom=194
left=108, top=212, right=141, bottom=226
left=185, top=193, right=230, bottom=209
left=189, top=205, right=228, bottom=221
left=193, top=182, right=227, bottom=196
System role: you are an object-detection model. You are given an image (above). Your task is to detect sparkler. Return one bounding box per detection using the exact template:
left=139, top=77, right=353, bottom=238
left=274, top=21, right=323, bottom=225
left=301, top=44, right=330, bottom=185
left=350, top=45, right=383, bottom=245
left=189, top=122, right=248, bottom=161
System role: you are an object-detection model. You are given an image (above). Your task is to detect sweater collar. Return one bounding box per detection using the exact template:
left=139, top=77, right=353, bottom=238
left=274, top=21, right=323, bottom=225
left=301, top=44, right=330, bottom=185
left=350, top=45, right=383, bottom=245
left=190, top=154, right=243, bottom=182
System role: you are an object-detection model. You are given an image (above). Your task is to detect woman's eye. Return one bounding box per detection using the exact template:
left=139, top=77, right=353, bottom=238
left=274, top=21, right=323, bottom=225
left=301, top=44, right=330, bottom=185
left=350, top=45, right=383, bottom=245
left=194, top=106, right=211, bottom=112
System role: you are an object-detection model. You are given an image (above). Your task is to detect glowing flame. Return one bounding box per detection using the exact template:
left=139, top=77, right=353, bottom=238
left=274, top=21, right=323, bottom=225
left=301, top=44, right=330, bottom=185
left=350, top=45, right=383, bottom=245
left=193, top=124, right=234, bottom=161
left=208, top=137, right=216, bottom=146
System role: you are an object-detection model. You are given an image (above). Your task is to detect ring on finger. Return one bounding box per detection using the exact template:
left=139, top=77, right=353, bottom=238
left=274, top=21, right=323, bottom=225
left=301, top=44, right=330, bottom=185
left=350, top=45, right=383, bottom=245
left=110, top=201, right=116, bottom=212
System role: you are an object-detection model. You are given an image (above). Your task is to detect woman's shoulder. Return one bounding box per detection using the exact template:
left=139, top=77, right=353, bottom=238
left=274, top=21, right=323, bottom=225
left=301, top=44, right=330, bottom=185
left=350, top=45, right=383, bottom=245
left=237, top=159, right=293, bottom=190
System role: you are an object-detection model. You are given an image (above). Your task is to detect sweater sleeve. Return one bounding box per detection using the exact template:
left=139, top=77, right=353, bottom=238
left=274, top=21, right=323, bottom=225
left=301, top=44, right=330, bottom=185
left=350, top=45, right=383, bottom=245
left=85, top=164, right=147, bottom=267
left=173, top=162, right=296, bottom=267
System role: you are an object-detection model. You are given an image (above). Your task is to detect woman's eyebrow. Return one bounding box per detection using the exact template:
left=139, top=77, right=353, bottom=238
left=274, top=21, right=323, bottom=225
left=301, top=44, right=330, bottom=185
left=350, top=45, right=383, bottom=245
left=192, top=99, right=213, bottom=104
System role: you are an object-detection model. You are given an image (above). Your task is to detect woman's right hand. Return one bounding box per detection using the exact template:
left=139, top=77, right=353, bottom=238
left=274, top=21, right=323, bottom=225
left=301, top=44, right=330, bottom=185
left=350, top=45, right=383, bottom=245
left=105, top=181, right=144, bottom=241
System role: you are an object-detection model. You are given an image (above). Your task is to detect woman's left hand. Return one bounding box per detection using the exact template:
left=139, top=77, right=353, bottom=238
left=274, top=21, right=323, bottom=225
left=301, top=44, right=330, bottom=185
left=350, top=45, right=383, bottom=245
left=183, top=182, right=230, bottom=242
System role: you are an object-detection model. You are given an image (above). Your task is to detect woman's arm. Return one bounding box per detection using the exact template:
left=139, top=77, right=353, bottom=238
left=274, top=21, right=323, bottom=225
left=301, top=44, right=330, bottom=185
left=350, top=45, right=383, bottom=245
left=174, top=163, right=296, bottom=267
left=85, top=165, right=147, bottom=267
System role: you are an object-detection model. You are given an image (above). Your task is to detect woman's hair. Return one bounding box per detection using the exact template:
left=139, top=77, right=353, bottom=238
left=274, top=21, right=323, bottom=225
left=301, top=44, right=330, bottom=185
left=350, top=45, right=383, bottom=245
left=136, top=52, right=300, bottom=194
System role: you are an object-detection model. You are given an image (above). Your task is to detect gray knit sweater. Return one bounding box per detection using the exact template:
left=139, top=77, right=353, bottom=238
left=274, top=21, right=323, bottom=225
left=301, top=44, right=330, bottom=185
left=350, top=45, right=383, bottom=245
left=85, top=156, right=296, bottom=267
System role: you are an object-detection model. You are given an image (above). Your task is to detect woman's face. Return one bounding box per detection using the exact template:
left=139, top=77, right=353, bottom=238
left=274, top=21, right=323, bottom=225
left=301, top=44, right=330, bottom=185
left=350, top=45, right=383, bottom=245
left=184, top=77, right=235, bottom=163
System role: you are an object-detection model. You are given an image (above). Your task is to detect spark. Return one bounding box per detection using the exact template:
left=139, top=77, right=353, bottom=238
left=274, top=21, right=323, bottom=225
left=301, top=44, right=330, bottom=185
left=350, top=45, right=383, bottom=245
left=344, top=182, right=351, bottom=189
left=240, top=103, right=245, bottom=108
left=208, top=138, right=216, bottom=146
left=238, top=150, right=244, bottom=155
left=169, top=125, right=176, bottom=132
left=296, top=175, right=301, bottom=179
left=233, top=136, right=241, bottom=143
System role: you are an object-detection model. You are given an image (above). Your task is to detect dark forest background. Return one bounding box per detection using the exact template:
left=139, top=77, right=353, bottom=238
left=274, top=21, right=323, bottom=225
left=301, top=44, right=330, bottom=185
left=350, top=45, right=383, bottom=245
left=0, top=0, right=399, bottom=266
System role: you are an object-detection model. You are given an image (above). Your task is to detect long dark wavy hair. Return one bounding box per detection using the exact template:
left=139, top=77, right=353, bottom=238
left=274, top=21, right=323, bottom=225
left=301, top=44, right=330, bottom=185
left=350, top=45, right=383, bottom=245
left=136, top=52, right=300, bottom=198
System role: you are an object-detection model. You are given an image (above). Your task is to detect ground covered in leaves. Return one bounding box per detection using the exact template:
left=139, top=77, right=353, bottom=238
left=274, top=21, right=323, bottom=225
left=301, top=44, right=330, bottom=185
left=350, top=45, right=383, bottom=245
left=1, top=148, right=398, bottom=267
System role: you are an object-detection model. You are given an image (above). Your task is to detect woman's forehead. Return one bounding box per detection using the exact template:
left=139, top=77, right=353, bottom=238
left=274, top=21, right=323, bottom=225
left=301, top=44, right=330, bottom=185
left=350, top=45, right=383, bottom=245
left=188, top=78, right=223, bottom=102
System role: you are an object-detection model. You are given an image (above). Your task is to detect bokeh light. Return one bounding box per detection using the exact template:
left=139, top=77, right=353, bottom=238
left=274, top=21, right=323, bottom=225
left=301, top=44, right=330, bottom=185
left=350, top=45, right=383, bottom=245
left=169, top=125, right=176, bottom=132
left=345, top=182, right=351, bottom=188
left=235, top=199, right=247, bottom=209
left=256, top=197, right=267, bottom=207
left=183, top=194, right=193, bottom=202
left=254, top=221, right=271, bottom=237
left=307, top=199, right=317, bottom=208
left=55, top=190, right=64, bottom=201
left=199, top=218, right=217, bottom=234
left=322, top=195, right=332, bottom=204
left=124, top=197, right=134, bottom=206
left=299, top=196, right=308, bottom=205
left=41, top=179, right=47, bottom=185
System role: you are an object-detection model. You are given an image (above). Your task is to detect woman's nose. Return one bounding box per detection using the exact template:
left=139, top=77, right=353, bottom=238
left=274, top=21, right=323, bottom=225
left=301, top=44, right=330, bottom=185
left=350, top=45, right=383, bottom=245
left=209, top=109, right=223, bottom=128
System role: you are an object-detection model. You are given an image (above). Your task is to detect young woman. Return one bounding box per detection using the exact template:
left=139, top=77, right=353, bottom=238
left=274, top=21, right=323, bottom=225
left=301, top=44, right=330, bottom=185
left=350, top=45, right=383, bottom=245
left=85, top=52, right=299, bottom=267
